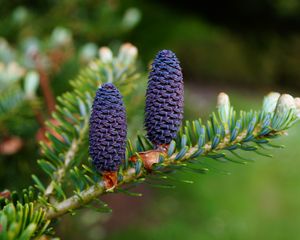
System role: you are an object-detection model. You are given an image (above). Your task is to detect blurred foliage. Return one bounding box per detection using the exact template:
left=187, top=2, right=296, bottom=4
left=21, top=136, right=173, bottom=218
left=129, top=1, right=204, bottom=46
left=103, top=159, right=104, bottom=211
left=0, top=0, right=142, bottom=191
left=124, top=0, right=300, bottom=88
left=1, top=0, right=300, bottom=88
left=0, top=0, right=140, bottom=44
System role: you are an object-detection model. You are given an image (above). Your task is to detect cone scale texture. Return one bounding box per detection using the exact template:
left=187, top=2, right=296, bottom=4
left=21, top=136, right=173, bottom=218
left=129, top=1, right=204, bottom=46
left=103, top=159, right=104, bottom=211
left=145, top=50, right=184, bottom=146
left=89, top=83, right=127, bottom=172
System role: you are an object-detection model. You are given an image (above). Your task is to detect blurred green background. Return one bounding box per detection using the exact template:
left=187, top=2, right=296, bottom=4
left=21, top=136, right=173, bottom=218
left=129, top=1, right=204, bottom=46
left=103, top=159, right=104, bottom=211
left=1, top=0, right=300, bottom=239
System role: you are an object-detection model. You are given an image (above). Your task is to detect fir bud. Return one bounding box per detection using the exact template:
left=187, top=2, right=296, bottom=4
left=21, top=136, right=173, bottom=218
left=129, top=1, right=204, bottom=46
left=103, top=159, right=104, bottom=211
left=89, top=83, right=127, bottom=172
left=262, top=92, right=280, bottom=113
left=217, top=92, right=230, bottom=122
left=80, top=43, right=98, bottom=63
left=99, top=47, right=113, bottom=63
left=145, top=50, right=184, bottom=146
left=294, top=97, right=300, bottom=118
left=118, top=43, right=138, bottom=65
left=24, top=71, right=39, bottom=99
left=50, top=27, right=72, bottom=47
left=275, top=94, right=296, bottom=116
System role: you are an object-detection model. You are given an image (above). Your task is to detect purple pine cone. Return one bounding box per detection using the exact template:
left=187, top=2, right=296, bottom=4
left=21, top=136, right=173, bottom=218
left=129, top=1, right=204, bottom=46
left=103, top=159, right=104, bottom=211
left=89, top=83, right=127, bottom=172
left=145, top=50, right=184, bottom=146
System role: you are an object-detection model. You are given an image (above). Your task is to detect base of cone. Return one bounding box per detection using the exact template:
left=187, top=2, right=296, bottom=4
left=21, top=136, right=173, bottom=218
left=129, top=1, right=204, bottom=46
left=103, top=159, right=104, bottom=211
left=130, top=144, right=168, bottom=170
left=102, top=171, right=118, bottom=190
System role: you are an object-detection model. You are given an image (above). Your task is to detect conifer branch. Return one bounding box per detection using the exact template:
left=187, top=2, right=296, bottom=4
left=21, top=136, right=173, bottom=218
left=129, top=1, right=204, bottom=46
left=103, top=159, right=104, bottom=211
left=45, top=92, right=299, bottom=220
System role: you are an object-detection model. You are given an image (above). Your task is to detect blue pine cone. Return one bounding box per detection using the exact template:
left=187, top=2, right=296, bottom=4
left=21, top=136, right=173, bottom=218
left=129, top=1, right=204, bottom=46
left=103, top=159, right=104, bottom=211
left=145, top=50, right=184, bottom=146
left=89, top=83, right=127, bottom=172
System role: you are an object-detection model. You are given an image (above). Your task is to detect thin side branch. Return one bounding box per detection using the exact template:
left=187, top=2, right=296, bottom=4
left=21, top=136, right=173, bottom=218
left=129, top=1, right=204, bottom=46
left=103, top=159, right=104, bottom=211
left=36, top=64, right=56, bottom=114
left=44, top=118, right=89, bottom=197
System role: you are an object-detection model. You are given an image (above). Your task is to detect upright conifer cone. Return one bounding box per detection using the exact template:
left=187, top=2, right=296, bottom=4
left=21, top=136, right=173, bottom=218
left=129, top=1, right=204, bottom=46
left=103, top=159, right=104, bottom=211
left=145, top=50, right=184, bottom=146
left=89, top=83, right=127, bottom=172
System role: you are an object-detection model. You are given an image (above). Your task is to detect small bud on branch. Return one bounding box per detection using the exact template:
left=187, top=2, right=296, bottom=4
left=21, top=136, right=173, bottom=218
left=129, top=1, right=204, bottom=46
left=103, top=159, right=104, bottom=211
left=99, top=47, right=113, bottom=63
left=275, top=94, right=296, bottom=115
left=262, top=92, right=280, bottom=113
